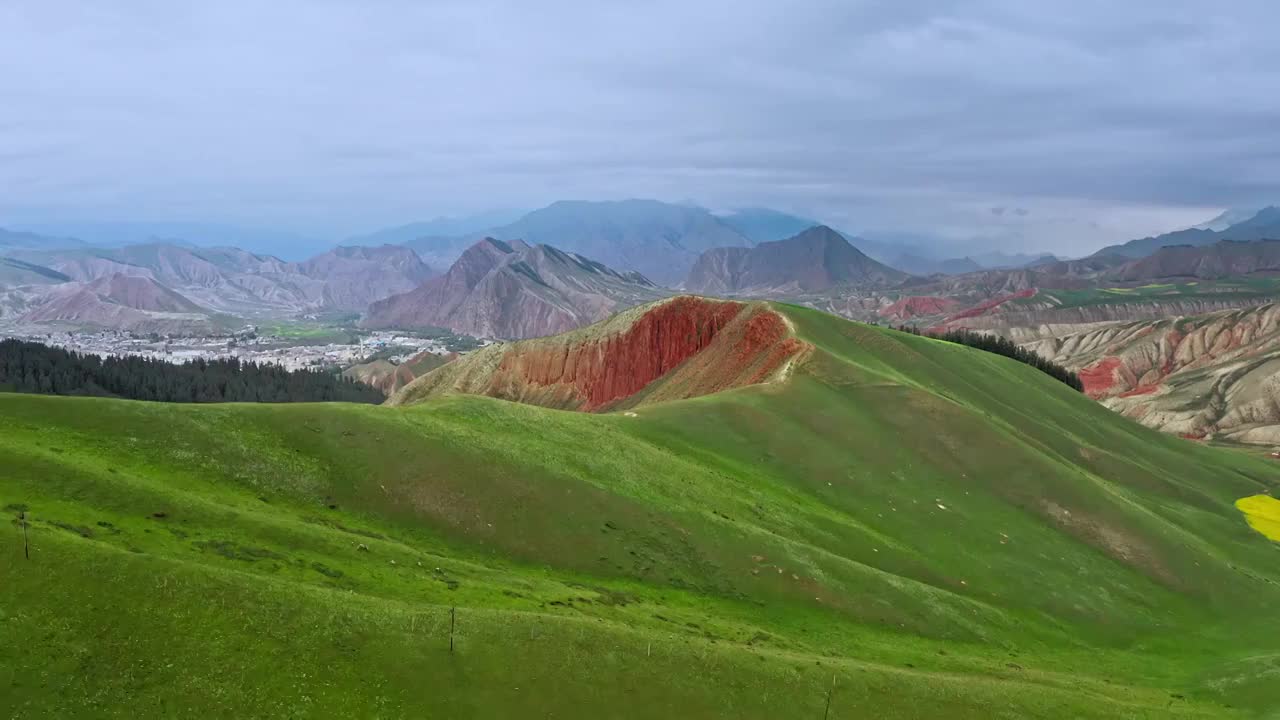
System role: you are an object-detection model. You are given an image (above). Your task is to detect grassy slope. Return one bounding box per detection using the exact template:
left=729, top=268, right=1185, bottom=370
left=1016, top=277, right=1280, bottom=310
left=3, top=303, right=1280, bottom=718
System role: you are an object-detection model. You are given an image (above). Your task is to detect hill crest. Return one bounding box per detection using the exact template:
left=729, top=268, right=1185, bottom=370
left=389, top=295, right=808, bottom=411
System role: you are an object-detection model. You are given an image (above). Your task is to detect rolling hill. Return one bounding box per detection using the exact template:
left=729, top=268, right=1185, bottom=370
left=4, top=298, right=1279, bottom=718
left=342, top=350, right=456, bottom=395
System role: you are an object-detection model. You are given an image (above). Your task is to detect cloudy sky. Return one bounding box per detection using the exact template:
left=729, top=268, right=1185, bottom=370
left=2, top=0, right=1278, bottom=253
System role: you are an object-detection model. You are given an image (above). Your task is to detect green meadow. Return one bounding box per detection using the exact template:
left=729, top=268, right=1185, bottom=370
left=3, top=304, right=1279, bottom=718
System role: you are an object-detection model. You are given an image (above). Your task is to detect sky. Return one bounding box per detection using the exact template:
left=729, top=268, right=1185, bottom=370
left=2, top=0, right=1279, bottom=254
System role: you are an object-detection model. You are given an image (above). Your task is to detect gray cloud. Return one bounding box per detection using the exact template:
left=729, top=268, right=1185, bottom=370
left=1, top=0, right=1278, bottom=252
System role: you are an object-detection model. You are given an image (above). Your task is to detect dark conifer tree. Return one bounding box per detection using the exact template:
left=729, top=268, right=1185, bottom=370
left=0, top=339, right=384, bottom=404
left=893, top=324, right=1083, bottom=392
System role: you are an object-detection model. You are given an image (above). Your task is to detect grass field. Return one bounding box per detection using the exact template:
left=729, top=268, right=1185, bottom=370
left=3, top=303, right=1280, bottom=718
left=254, top=319, right=363, bottom=346
left=1016, top=277, right=1280, bottom=310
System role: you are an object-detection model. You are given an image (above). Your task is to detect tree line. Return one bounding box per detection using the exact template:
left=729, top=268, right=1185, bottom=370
left=894, top=325, right=1084, bottom=392
left=0, top=338, right=385, bottom=404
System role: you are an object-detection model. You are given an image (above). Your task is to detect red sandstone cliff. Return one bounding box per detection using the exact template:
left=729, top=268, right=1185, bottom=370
left=388, top=296, right=808, bottom=412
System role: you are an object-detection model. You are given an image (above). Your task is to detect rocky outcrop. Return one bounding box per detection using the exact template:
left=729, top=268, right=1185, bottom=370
left=342, top=351, right=456, bottom=395
left=362, top=238, right=667, bottom=339
left=389, top=296, right=809, bottom=412
left=877, top=296, right=959, bottom=321
left=943, top=289, right=1037, bottom=323
left=1016, top=303, right=1280, bottom=443
left=946, top=297, right=1279, bottom=340
left=685, top=226, right=908, bottom=295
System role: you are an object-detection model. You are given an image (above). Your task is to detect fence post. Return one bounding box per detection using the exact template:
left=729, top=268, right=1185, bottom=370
left=449, top=607, right=456, bottom=653
left=21, top=511, right=28, bottom=560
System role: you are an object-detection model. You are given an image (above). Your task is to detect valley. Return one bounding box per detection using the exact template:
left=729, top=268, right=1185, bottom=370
left=10, top=204, right=1280, bottom=443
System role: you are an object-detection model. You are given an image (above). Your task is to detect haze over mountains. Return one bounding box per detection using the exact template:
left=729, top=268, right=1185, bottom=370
left=1095, top=206, right=1280, bottom=258
left=0, top=240, right=436, bottom=332
left=2, top=199, right=1280, bottom=345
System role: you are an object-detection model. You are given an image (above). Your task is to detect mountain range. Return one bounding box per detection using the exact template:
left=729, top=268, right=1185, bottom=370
left=0, top=242, right=435, bottom=332
left=1095, top=206, right=1280, bottom=258
left=18, top=274, right=220, bottom=334
left=0, top=227, right=85, bottom=254
left=363, top=237, right=666, bottom=339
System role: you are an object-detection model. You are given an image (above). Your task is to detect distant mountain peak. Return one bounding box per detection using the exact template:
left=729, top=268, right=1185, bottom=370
left=1097, top=204, right=1280, bottom=259
left=363, top=238, right=668, bottom=339
left=685, top=225, right=908, bottom=295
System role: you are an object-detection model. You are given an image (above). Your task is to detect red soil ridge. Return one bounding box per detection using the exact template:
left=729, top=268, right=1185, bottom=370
left=945, top=289, right=1037, bottom=322
left=878, top=296, right=960, bottom=320
left=488, top=297, right=805, bottom=411
left=1118, top=384, right=1161, bottom=398
left=1078, top=357, right=1124, bottom=398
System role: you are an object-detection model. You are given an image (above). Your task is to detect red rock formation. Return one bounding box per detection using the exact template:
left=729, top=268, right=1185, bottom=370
left=493, top=297, right=745, bottom=410
left=945, top=289, right=1037, bottom=322
left=392, top=297, right=810, bottom=412
left=1118, top=384, right=1160, bottom=398
left=1078, top=357, right=1124, bottom=398
left=878, top=296, right=960, bottom=321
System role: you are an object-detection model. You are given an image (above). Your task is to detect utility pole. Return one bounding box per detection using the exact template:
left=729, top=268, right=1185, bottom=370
left=449, top=607, right=456, bottom=653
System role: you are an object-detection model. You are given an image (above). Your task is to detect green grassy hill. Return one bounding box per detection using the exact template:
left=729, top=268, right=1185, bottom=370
left=3, top=302, right=1279, bottom=718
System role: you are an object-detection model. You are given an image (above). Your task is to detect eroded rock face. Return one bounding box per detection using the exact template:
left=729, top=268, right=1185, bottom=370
left=490, top=296, right=745, bottom=409
left=877, top=296, right=959, bottom=321
left=1017, top=303, right=1280, bottom=442
left=390, top=296, right=809, bottom=412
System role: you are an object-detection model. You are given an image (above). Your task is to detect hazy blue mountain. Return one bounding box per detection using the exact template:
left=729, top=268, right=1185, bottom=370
left=0, top=227, right=86, bottom=253
left=13, top=221, right=326, bottom=260
left=345, top=209, right=527, bottom=248
left=888, top=254, right=981, bottom=276
left=1192, top=207, right=1260, bottom=231
left=714, top=210, right=927, bottom=274
left=1095, top=206, right=1280, bottom=259
left=486, top=199, right=751, bottom=286
left=970, top=251, right=1059, bottom=269
left=716, top=208, right=819, bottom=244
